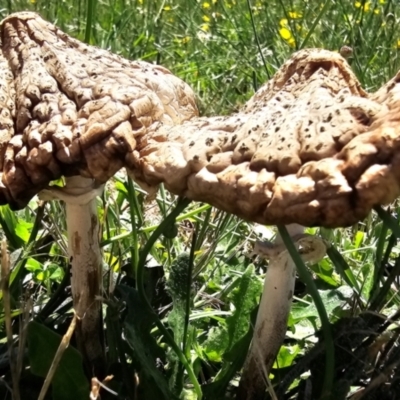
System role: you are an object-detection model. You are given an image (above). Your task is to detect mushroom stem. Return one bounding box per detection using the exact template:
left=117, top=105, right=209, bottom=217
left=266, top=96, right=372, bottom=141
left=65, top=178, right=103, bottom=371
left=238, top=224, right=304, bottom=400
left=40, top=176, right=104, bottom=372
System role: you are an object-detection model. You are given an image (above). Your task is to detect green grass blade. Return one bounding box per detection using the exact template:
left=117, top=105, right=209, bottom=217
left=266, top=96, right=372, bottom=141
left=246, top=0, right=270, bottom=78
left=327, top=246, right=360, bottom=292
left=84, top=0, right=95, bottom=44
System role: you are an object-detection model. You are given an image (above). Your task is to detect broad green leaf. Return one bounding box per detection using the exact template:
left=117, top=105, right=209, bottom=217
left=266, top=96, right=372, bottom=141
left=167, top=304, right=186, bottom=392
left=203, top=327, right=229, bottom=362
left=27, top=321, right=89, bottom=400
left=312, top=259, right=340, bottom=287
left=291, top=287, right=353, bottom=323
left=35, top=270, right=47, bottom=281
left=203, top=266, right=260, bottom=398
left=15, top=219, right=33, bottom=243
left=49, top=266, right=64, bottom=281
left=275, top=344, right=301, bottom=368
left=361, top=262, right=375, bottom=301
left=226, top=264, right=261, bottom=349
left=203, top=307, right=258, bottom=399
left=204, top=265, right=261, bottom=361
left=167, top=253, right=192, bottom=393
left=114, top=179, right=128, bottom=194
left=25, top=258, right=42, bottom=272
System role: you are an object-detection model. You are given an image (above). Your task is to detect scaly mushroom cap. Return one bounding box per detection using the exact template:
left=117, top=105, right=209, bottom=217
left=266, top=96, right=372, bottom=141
left=132, top=50, right=400, bottom=227
left=0, top=12, right=197, bottom=208
left=1, top=13, right=400, bottom=227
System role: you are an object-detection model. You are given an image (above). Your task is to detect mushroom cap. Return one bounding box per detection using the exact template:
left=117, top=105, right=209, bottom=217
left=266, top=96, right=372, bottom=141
left=0, top=12, right=198, bottom=207
left=133, top=50, right=400, bottom=227
left=1, top=13, right=400, bottom=227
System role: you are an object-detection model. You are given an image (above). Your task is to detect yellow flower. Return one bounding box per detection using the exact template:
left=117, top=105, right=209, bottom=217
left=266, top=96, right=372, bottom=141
left=374, top=9, right=380, bottom=14
left=355, top=1, right=371, bottom=12
left=279, top=27, right=292, bottom=40
left=212, top=0, right=217, bottom=3
left=280, top=18, right=288, bottom=27
left=379, top=0, right=385, bottom=3
left=181, top=36, right=191, bottom=44
left=288, top=11, right=302, bottom=19
left=287, top=37, right=296, bottom=47
left=163, top=5, right=171, bottom=10
left=203, top=2, right=211, bottom=8
left=138, top=0, right=143, bottom=3
left=202, top=15, right=211, bottom=22
left=397, top=39, right=400, bottom=49
left=201, top=23, right=210, bottom=31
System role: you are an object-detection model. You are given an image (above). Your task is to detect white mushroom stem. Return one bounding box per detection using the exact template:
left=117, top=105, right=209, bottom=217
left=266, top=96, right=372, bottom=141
left=40, top=176, right=104, bottom=371
left=238, top=224, right=326, bottom=400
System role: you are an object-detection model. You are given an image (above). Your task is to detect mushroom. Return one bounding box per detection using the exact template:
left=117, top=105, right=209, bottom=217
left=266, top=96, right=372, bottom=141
left=238, top=225, right=327, bottom=399
left=0, top=12, right=198, bottom=372
left=117, top=48, right=400, bottom=398
left=132, top=48, right=400, bottom=397
left=2, top=11, right=400, bottom=396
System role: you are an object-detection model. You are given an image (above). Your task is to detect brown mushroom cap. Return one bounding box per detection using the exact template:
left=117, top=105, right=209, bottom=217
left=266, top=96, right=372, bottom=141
left=132, top=50, right=400, bottom=227
left=0, top=12, right=197, bottom=208
left=1, top=13, right=400, bottom=227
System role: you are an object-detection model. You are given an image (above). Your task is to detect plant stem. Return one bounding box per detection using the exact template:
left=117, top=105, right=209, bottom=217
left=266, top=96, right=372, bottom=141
left=246, top=0, right=270, bottom=79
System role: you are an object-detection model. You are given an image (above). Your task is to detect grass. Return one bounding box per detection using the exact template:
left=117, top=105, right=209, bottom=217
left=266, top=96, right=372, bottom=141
left=1, top=0, right=400, bottom=399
